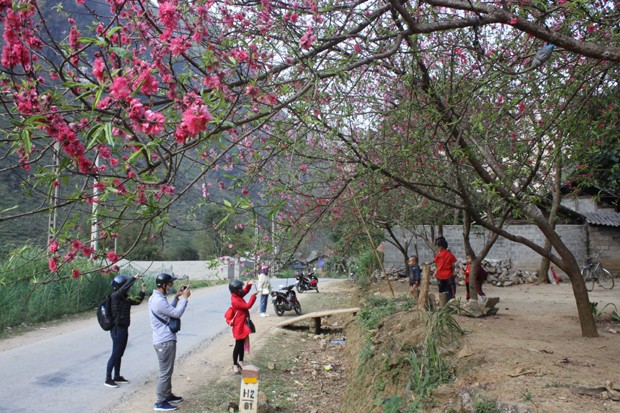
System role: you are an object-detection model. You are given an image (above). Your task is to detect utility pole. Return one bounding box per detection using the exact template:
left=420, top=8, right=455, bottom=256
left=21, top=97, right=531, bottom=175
left=91, top=152, right=100, bottom=252
left=48, top=142, right=60, bottom=242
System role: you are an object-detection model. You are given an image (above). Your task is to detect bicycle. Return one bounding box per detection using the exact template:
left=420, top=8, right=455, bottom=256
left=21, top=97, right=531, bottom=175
left=580, top=253, right=614, bottom=291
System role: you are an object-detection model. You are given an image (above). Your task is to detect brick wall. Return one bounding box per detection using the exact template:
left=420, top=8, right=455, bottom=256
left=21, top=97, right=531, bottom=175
left=589, top=227, right=620, bottom=274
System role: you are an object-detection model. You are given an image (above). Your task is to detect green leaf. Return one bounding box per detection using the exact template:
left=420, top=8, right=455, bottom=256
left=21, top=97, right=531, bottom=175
left=78, top=37, right=105, bottom=46
left=104, top=123, right=115, bottom=147
left=85, top=124, right=104, bottom=152
left=93, top=87, right=104, bottom=110
left=62, top=81, right=97, bottom=88
left=109, top=47, right=131, bottom=60
left=21, top=115, right=48, bottom=127
left=21, top=129, right=32, bottom=154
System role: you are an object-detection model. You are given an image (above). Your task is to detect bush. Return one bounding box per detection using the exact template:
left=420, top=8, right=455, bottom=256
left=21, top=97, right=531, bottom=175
left=0, top=245, right=116, bottom=331
left=353, top=249, right=381, bottom=288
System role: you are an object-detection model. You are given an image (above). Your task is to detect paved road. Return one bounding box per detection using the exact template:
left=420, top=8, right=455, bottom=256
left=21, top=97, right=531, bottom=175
left=0, top=283, right=238, bottom=413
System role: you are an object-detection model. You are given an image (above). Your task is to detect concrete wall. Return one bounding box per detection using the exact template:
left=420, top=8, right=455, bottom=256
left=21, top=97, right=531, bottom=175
left=117, top=257, right=252, bottom=281
left=384, top=225, right=589, bottom=274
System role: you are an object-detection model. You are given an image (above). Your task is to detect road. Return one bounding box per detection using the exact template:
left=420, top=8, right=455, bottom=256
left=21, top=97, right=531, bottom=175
left=0, top=282, right=240, bottom=413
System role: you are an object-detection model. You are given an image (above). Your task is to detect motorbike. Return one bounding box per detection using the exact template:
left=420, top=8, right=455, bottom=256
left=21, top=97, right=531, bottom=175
left=294, top=271, right=319, bottom=293
left=271, top=284, right=302, bottom=316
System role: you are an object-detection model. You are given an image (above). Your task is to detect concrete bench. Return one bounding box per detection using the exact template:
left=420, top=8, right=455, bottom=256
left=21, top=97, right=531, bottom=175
left=276, top=307, right=360, bottom=334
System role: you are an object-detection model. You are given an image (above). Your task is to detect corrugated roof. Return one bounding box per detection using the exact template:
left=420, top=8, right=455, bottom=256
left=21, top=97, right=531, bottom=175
left=582, top=211, right=620, bottom=227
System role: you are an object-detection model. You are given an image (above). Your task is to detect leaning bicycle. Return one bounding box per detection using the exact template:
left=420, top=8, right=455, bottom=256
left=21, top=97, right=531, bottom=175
left=580, top=253, right=614, bottom=291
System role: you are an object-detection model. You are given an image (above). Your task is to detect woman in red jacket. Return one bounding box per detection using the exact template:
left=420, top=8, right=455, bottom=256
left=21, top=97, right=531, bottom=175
left=229, top=279, right=258, bottom=374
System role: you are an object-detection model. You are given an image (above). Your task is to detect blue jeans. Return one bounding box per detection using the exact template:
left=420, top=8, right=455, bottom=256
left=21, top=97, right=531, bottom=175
left=154, top=340, right=177, bottom=403
left=260, top=294, right=268, bottom=313
left=107, top=325, right=129, bottom=380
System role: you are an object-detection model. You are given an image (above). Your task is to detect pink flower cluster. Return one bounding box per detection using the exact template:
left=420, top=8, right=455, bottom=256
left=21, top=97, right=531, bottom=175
left=44, top=114, right=97, bottom=175
left=47, top=238, right=99, bottom=274
left=129, top=98, right=166, bottom=135
left=14, top=84, right=41, bottom=115
left=300, top=28, right=315, bottom=50
left=155, top=184, right=175, bottom=200
left=175, top=94, right=212, bottom=143
left=159, top=1, right=179, bottom=39
left=1, top=7, right=42, bottom=69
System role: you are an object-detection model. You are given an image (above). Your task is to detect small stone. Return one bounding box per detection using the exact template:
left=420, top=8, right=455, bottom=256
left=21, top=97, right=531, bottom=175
left=458, top=345, right=474, bottom=359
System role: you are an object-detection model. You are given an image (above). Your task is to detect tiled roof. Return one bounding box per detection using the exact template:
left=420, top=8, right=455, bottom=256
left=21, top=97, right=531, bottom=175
left=582, top=211, right=620, bottom=227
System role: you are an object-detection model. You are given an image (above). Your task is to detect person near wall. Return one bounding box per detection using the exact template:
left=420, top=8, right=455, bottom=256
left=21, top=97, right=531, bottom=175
left=433, top=237, right=458, bottom=301
left=149, top=273, right=191, bottom=412
left=105, top=274, right=146, bottom=388
left=257, top=265, right=271, bottom=317
left=229, top=279, right=258, bottom=374
left=408, top=256, right=422, bottom=299
left=463, top=254, right=487, bottom=301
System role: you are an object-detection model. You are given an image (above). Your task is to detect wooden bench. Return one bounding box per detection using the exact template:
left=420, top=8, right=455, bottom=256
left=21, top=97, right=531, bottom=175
left=276, top=307, right=360, bottom=334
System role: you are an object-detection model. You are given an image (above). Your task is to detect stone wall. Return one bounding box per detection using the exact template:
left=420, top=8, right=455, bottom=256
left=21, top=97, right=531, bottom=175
left=384, top=225, right=590, bottom=275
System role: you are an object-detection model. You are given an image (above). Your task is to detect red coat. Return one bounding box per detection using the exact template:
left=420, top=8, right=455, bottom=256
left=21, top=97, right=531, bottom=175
left=230, top=283, right=257, bottom=340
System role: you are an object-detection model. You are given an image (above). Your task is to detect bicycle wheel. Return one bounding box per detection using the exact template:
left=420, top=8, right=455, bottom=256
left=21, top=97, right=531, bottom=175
left=597, top=268, right=615, bottom=290
left=581, top=267, right=594, bottom=292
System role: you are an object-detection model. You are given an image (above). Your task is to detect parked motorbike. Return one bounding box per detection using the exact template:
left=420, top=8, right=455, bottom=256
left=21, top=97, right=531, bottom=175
left=271, top=284, right=302, bottom=316
left=294, top=271, right=319, bottom=293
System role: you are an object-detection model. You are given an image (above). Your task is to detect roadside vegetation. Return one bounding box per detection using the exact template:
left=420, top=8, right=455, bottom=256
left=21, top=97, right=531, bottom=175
left=0, top=245, right=217, bottom=335
left=173, top=270, right=467, bottom=413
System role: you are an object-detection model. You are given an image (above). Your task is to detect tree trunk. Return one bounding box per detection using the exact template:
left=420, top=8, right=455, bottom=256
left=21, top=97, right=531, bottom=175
left=539, top=153, right=562, bottom=284
left=567, top=264, right=598, bottom=337
left=417, top=264, right=431, bottom=311
left=534, top=213, right=598, bottom=337
left=539, top=240, right=552, bottom=284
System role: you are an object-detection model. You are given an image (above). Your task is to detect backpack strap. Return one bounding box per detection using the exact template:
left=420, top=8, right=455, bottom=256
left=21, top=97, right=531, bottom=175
left=229, top=309, right=239, bottom=326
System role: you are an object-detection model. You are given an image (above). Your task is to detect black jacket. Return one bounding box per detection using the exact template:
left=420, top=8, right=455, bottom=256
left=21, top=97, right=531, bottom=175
left=110, top=277, right=145, bottom=327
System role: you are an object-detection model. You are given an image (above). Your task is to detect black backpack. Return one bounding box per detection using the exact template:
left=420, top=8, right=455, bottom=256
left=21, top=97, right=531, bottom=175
left=97, top=295, right=113, bottom=331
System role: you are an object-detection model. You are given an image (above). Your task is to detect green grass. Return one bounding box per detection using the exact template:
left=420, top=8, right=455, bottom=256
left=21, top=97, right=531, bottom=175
left=475, top=399, right=499, bottom=413
left=357, top=294, right=416, bottom=331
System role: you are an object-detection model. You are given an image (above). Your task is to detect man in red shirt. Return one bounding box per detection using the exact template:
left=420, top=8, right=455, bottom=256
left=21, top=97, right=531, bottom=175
left=433, top=237, right=457, bottom=301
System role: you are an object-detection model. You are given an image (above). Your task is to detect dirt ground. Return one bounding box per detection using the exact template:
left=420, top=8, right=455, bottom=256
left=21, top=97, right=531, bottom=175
left=446, top=280, right=620, bottom=413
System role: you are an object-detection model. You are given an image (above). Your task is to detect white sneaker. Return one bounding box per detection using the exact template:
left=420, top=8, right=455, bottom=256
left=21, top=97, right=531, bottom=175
left=259, top=313, right=266, bottom=317
left=264, top=313, right=269, bottom=317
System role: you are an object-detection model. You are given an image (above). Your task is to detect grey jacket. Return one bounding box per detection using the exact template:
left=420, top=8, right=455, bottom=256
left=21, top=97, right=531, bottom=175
left=149, top=290, right=188, bottom=345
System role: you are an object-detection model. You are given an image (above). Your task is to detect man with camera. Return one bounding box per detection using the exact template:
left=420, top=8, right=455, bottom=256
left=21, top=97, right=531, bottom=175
left=149, top=273, right=191, bottom=412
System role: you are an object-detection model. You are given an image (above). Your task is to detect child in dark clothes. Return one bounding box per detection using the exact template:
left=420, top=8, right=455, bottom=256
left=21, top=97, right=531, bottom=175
left=408, top=256, right=422, bottom=299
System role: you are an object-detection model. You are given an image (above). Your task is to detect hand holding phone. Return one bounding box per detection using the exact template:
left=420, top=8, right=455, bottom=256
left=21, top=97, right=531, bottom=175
left=180, top=285, right=191, bottom=299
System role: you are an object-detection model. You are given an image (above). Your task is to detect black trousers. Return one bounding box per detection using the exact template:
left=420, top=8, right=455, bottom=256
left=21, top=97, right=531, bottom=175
left=106, top=325, right=129, bottom=379
left=437, top=277, right=456, bottom=301
left=233, top=339, right=245, bottom=366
